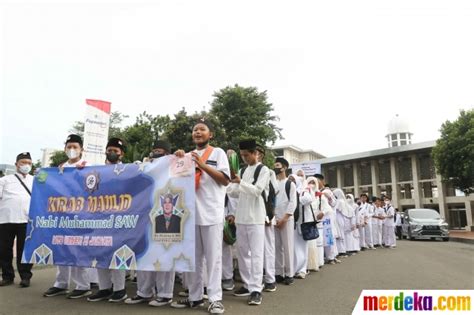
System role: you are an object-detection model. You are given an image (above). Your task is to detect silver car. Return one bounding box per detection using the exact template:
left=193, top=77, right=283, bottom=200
left=402, top=208, right=449, bottom=241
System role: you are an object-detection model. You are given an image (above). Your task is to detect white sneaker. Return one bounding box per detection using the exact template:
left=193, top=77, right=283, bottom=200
left=208, top=301, right=225, bottom=314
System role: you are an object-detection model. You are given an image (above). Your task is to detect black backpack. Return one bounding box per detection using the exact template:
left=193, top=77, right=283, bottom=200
left=285, top=180, right=299, bottom=218
left=241, top=164, right=276, bottom=221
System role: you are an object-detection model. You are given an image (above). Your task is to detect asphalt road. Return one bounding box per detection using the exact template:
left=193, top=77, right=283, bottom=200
left=0, top=240, right=473, bottom=315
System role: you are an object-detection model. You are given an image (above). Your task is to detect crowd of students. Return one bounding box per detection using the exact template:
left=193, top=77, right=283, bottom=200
left=0, top=118, right=400, bottom=314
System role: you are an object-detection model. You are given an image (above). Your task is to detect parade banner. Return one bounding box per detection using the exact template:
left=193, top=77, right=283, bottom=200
left=83, top=99, right=111, bottom=165
left=22, top=155, right=196, bottom=272
left=290, top=161, right=321, bottom=176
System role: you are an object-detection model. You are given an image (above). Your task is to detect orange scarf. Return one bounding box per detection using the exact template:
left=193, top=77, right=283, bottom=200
left=195, top=146, right=214, bottom=190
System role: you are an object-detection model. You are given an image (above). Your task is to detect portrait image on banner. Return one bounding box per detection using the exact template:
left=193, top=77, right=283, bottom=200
left=23, top=155, right=196, bottom=272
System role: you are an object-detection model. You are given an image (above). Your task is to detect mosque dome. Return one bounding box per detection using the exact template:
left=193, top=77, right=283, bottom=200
left=387, top=114, right=411, bottom=136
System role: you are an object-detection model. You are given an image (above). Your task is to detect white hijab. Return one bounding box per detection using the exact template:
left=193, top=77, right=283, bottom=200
left=333, top=188, right=353, bottom=217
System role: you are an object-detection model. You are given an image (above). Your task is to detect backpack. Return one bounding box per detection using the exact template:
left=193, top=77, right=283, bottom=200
left=285, top=180, right=299, bottom=219
left=240, top=164, right=276, bottom=221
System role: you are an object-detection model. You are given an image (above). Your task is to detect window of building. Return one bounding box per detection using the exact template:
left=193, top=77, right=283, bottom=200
left=419, top=155, right=436, bottom=180
left=400, top=133, right=406, bottom=140
left=327, top=168, right=337, bottom=187
left=400, top=140, right=407, bottom=145
left=398, top=157, right=413, bottom=181
left=360, top=163, right=372, bottom=186
left=391, top=134, right=397, bottom=141
left=343, top=165, right=354, bottom=187
left=378, top=161, right=392, bottom=184
left=392, top=141, right=398, bottom=147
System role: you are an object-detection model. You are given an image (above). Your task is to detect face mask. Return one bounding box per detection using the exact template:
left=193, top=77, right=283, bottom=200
left=308, top=184, right=316, bottom=190
left=151, top=152, right=165, bottom=159
left=384, top=200, right=390, bottom=205
left=274, top=168, right=283, bottom=175
left=106, top=152, right=120, bottom=164
left=66, top=149, right=79, bottom=160
left=19, top=164, right=31, bottom=175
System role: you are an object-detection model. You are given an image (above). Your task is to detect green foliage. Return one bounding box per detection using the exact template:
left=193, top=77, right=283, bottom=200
left=432, top=109, right=474, bottom=195
left=49, top=151, right=68, bottom=167
left=210, top=84, right=283, bottom=152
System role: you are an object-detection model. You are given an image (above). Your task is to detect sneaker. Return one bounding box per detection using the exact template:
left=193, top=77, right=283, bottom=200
left=247, top=292, right=262, bottom=305
left=87, top=289, right=113, bottom=302
left=263, top=282, right=276, bottom=292
left=178, top=289, right=189, bottom=297
left=334, top=258, right=342, bottom=264
left=68, top=289, right=92, bottom=299
left=203, top=287, right=208, bottom=300
left=125, top=295, right=151, bottom=304
left=275, top=275, right=285, bottom=283
left=109, top=289, right=127, bottom=303
left=283, top=277, right=294, bottom=286
left=170, top=298, right=204, bottom=309
left=222, top=279, right=235, bottom=291
left=328, top=260, right=336, bottom=265
left=19, top=279, right=30, bottom=288
left=208, top=300, right=225, bottom=314
left=149, top=297, right=172, bottom=307
left=294, top=272, right=306, bottom=279
left=233, top=287, right=250, bottom=297
left=43, top=287, right=68, bottom=297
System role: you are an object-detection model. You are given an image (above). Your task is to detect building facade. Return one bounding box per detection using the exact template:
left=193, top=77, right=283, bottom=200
left=272, top=145, right=325, bottom=165
left=318, top=141, right=474, bottom=231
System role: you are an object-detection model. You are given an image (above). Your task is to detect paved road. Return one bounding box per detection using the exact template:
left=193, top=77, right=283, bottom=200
left=0, top=240, right=473, bottom=315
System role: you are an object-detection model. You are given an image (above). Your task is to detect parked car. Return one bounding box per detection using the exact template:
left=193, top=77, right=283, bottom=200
left=402, top=208, right=449, bottom=241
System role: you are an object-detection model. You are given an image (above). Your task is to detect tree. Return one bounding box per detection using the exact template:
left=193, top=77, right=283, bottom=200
left=121, top=112, right=170, bottom=162
left=432, top=109, right=474, bottom=195
left=210, top=84, right=282, bottom=153
left=31, top=160, right=42, bottom=175
left=49, top=150, right=68, bottom=167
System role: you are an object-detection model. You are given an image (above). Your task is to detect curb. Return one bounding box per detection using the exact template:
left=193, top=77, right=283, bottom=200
left=449, top=237, right=474, bottom=245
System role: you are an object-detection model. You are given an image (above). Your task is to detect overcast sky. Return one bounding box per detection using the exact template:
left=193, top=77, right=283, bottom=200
left=1, top=0, right=473, bottom=164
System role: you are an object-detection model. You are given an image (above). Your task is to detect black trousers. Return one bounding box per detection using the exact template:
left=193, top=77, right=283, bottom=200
left=396, top=226, right=403, bottom=240
left=0, top=223, right=33, bottom=281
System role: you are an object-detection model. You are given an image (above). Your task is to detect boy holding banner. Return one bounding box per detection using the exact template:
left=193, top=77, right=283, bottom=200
left=171, top=118, right=230, bottom=314
left=43, top=134, right=94, bottom=299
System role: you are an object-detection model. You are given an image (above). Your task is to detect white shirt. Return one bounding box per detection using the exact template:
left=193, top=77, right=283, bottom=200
left=194, top=147, right=230, bottom=226
left=395, top=212, right=402, bottom=226
left=62, top=159, right=89, bottom=168
left=275, top=178, right=296, bottom=219
left=228, top=163, right=270, bottom=225
left=384, top=205, right=395, bottom=227
left=225, top=192, right=238, bottom=217
left=375, top=207, right=385, bottom=226
left=0, top=172, right=34, bottom=224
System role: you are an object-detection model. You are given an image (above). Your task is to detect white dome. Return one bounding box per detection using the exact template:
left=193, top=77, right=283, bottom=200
left=387, top=114, right=411, bottom=135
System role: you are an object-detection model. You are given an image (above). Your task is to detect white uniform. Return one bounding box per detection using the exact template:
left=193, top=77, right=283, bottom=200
left=364, top=204, right=375, bottom=248
left=228, top=163, right=269, bottom=293
left=274, top=178, right=296, bottom=278
left=222, top=193, right=238, bottom=281
left=188, top=147, right=230, bottom=303
left=316, top=188, right=338, bottom=261
left=263, top=170, right=279, bottom=284
left=374, top=206, right=385, bottom=246
left=356, top=203, right=368, bottom=249
left=53, top=159, right=95, bottom=291
left=383, top=205, right=396, bottom=247
left=293, top=189, right=314, bottom=275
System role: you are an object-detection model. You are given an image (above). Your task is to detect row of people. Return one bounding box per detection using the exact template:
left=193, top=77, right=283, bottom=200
left=0, top=118, right=398, bottom=314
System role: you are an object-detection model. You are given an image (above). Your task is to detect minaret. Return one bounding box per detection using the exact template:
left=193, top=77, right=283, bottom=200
left=386, top=114, right=413, bottom=147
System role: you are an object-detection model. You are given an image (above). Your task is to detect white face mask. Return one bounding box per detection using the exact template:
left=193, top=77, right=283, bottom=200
left=19, top=164, right=31, bottom=175
left=66, top=149, right=79, bottom=160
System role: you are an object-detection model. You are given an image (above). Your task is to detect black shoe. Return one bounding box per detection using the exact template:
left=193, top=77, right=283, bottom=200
left=149, top=297, right=173, bottom=307
left=170, top=298, right=205, bottom=309
left=248, top=292, right=262, bottom=305
left=43, top=287, right=68, bottom=297
left=109, top=289, right=127, bottom=303
left=19, top=279, right=30, bottom=288
left=90, top=283, right=99, bottom=289
left=263, top=282, right=276, bottom=292
left=0, top=279, right=14, bottom=287
left=233, top=286, right=250, bottom=297
left=125, top=295, right=151, bottom=304
left=283, top=277, right=294, bottom=286
left=275, top=275, right=285, bottom=283
left=87, top=289, right=113, bottom=302
left=68, top=289, right=92, bottom=299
